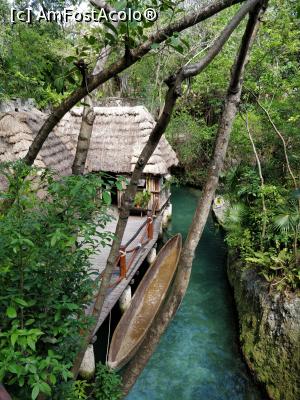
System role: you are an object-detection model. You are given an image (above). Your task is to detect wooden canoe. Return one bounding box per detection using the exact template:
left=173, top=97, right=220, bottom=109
left=107, top=234, right=182, bottom=371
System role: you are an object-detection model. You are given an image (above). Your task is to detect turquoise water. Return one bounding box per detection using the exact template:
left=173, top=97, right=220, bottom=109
left=126, top=187, right=264, bottom=400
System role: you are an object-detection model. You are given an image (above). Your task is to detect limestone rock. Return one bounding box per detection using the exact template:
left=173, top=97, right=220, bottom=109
left=227, top=254, right=300, bottom=400
left=79, top=344, right=95, bottom=380
left=212, top=195, right=230, bottom=226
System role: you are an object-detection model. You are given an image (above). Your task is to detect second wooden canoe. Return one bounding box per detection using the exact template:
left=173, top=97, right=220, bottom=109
left=107, top=233, right=182, bottom=371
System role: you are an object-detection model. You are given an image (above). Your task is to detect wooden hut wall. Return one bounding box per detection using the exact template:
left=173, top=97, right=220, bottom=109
left=117, top=176, right=128, bottom=208
left=146, top=176, right=161, bottom=211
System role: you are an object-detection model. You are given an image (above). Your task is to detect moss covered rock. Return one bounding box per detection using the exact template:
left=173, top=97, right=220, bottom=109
left=227, top=256, right=300, bottom=400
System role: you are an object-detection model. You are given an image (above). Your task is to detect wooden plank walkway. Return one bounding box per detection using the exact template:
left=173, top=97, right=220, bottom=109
left=88, top=207, right=162, bottom=332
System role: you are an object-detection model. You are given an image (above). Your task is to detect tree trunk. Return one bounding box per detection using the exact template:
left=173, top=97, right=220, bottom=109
left=72, top=95, right=95, bottom=175
left=72, top=1, right=116, bottom=175
left=71, top=0, right=262, bottom=379
left=244, top=113, right=267, bottom=246
left=120, top=3, right=267, bottom=395
left=71, top=45, right=111, bottom=176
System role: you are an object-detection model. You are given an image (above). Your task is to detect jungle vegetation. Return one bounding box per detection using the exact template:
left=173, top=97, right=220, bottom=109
left=0, top=0, right=299, bottom=399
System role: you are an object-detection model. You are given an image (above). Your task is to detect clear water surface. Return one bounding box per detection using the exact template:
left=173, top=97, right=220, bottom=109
left=126, top=186, right=265, bottom=400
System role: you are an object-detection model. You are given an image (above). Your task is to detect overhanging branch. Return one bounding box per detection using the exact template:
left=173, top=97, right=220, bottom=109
left=23, top=0, right=246, bottom=166
left=120, top=2, right=267, bottom=394
left=70, top=0, right=261, bottom=380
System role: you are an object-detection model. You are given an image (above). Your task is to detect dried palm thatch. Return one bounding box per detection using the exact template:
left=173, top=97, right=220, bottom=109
left=0, top=106, right=178, bottom=176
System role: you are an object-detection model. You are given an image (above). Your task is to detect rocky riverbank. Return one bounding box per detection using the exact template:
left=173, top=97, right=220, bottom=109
left=227, top=255, right=300, bottom=400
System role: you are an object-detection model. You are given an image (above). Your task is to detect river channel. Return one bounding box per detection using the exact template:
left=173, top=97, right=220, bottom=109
left=126, top=186, right=265, bottom=400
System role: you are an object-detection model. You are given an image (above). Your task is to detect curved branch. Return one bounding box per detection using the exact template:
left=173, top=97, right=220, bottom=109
left=182, top=0, right=260, bottom=78
left=23, top=0, right=245, bottom=166
left=250, top=91, right=298, bottom=190
left=243, top=112, right=267, bottom=245
left=70, top=0, right=262, bottom=380
left=120, top=2, right=267, bottom=394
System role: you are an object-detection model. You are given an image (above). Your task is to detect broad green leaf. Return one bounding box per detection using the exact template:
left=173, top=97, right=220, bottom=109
left=14, top=298, right=28, bottom=307
left=28, top=365, right=37, bottom=374
left=32, top=385, right=40, bottom=400
left=8, top=364, right=19, bottom=374
left=102, top=191, right=111, bottom=205
left=39, top=381, right=51, bottom=396
left=27, top=337, right=36, bottom=351
left=116, top=181, right=124, bottom=191
left=11, top=333, right=18, bottom=347
left=6, top=306, right=17, bottom=319
left=25, top=319, right=35, bottom=326
left=49, top=374, right=56, bottom=385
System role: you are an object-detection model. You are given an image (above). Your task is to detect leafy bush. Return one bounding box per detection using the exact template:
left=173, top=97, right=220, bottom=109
left=0, top=162, right=117, bottom=399
left=134, top=190, right=151, bottom=209
left=166, top=111, right=216, bottom=186
left=53, top=379, right=90, bottom=400
left=223, top=167, right=300, bottom=291
left=92, top=363, right=122, bottom=400
left=53, top=363, right=122, bottom=400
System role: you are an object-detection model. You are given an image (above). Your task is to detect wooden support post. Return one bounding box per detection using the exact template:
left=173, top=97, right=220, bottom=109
left=119, top=246, right=127, bottom=278
left=147, top=215, right=153, bottom=240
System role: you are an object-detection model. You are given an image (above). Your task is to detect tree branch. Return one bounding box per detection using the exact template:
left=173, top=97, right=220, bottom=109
left=248, top=89, right=298, bottom=190
left=70, top=0, right=261, bottom=379
left=181, top=0, right=260, bottom=79
left=72, top=2, right=119, bottom=175
left=242, top=111, right=267, bottom=246
left=23, top=0, right=245, bottom=167
left=120, top=1, right=267, bottom=394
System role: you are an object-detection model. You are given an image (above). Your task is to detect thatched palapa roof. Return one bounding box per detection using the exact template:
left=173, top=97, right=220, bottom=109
left=0, top=105, right=178, bottom=176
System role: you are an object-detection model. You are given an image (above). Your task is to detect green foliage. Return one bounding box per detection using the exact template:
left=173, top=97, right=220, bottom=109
left=0, top=161, right=116, bottom=398
left=160, top=0, right=300, bottom=191
left=53, top=379, right=90, bottom=400
left=72, top=380, right=90, bottom=400
left=273, top=200, right=300, bottom=236
left=223, top=166, right=300, bottom=291
left=0, top=0, right=76, bottom=106
left=53, top=363, right=122, bottom=400
left=92, top=362, right=122, bottom=400
left=134, top=189, right=151, bottom=208
left=166, top=111, right=216, bottom=185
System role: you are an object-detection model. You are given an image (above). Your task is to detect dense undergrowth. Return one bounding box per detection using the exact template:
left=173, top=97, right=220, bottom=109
left=0, top=162, right=122, bottom=399
left=221, top=165, right=300, bottom=291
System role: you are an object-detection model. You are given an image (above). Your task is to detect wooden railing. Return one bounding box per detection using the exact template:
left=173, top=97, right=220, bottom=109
left=107, top=198, right=160, bottom=289
left=111, top=212, right=154, bottom=288
left=159, top=194, right=171, bottom=214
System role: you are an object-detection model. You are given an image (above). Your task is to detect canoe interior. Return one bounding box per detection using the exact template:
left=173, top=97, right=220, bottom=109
left=108, top=234, right=182, bottom=370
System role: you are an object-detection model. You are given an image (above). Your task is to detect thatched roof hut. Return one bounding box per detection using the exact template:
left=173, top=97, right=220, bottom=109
left=0, top=105, right=178, bottom=211
left=0, top=106, right=177, bottom=175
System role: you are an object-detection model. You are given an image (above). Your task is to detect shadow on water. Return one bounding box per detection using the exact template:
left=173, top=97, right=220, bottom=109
left=126, top=186, right=266, bottom=400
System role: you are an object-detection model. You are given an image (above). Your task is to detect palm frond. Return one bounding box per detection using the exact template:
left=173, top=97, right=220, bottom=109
left=273, top=213, right=294, bottom=233
left=224, top=202, right=247, bottom=228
